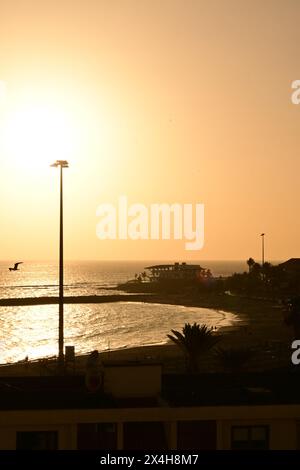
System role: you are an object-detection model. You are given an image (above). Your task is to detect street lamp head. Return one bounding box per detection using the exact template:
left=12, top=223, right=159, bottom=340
left=50, top=160, right=69, bottom=168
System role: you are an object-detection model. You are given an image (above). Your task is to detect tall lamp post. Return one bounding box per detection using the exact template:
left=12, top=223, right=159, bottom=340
left=51, top=160, right=69, bottom=365
left=261, top=233, right=265, bottom=267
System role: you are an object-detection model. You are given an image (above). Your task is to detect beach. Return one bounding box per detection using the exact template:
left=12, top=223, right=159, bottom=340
left=0, top=292, right=292, bottom=376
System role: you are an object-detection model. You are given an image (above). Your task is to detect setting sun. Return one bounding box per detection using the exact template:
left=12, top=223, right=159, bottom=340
left=4, top=101, right=75, bottom=171
left=0, top=81, right=7, bottom=104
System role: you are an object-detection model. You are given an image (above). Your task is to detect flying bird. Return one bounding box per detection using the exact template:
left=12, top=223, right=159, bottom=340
left=9, top=262, right=23, bottom=271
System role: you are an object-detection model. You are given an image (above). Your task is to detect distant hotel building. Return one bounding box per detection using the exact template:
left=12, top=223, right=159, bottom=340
left=145, top=262, right=211, bottom=282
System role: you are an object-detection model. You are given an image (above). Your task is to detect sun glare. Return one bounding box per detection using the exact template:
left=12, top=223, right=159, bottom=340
left=4, top=101, right=75, bottom=171
left=0, top=81, right=7, bottom=103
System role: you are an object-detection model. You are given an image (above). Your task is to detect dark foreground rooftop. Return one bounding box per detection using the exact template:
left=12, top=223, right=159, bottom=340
left=163, top=370, right=300, bottom=407
left=0, top=370, right=299, bottom=410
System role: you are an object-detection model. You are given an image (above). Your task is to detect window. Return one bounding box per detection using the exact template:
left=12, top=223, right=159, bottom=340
left=231, top=426, right=269, bottom=450
left=77, top=423, right=117, bottom=450
left=177, top=421, right=217, bottom=450
left=16, top=431, right=58, bottom=450
left=123, top=422, right=167, bottom=450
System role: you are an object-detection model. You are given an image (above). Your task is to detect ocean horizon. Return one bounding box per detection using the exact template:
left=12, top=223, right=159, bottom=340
left=0, top=259, right=283, bottom=299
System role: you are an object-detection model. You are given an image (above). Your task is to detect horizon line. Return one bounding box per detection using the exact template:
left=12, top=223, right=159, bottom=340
left=0, top=258, right=287, bottom=263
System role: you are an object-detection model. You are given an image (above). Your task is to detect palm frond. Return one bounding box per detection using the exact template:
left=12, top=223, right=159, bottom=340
left=167, top=322, right=222, bottom=372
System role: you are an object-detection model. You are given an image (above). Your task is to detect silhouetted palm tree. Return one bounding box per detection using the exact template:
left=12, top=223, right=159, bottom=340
left=167, top=323, right=221, bottom=373
left=247, top=257, right=255, bottom=273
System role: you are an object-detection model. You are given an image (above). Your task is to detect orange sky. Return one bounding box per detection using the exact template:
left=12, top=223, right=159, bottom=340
left=0, top=0, right=299, bottom=261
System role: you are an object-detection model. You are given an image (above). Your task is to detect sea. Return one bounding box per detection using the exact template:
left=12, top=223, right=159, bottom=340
left=0, top=260, right=246, bottom=363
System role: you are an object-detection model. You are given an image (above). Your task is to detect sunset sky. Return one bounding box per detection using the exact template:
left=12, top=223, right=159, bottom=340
left=0, top=0, right=299, bottom=261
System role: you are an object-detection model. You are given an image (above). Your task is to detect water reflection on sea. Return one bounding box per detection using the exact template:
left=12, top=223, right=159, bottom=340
left=0, top=302, right=238, bottom=363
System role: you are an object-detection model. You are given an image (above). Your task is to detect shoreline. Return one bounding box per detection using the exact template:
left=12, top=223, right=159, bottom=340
left=0, top=290, right=290, bottom=340
left=0, top=290, right=281, bottom=312
left=0, top=294, right=154, bottom=307
left=0, top=291, right=292, bottom=375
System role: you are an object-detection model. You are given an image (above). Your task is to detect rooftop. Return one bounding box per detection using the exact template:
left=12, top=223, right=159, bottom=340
left=145, top=263, right=203, bottom=270
left=0, top=370, right=299, bottom=410
left=279, top=258, right=300, bottom=269
left=162, top=371, right=300, bottom=407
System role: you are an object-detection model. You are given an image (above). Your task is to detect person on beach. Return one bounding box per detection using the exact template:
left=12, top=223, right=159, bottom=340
left=85, top=350, right=104, bottom=393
